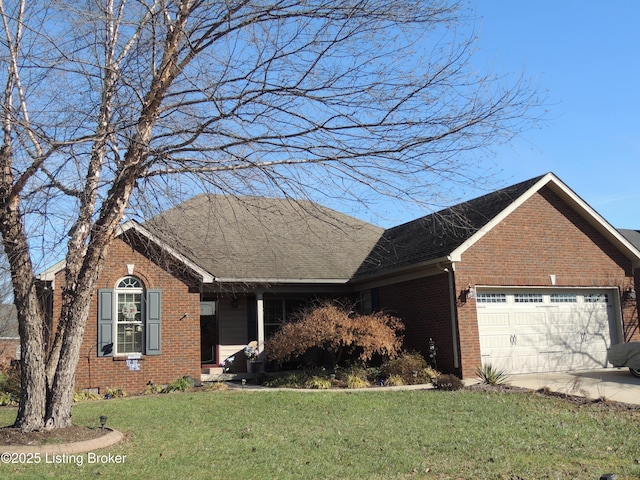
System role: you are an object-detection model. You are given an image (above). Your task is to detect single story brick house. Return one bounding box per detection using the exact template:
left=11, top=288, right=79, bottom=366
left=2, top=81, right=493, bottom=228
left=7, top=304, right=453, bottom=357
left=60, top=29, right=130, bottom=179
left=35, top=172, right=640, bottom=392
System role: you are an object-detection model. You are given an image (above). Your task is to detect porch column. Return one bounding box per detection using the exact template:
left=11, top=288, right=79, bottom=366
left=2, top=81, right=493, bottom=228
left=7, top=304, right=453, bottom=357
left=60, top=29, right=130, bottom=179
left=256, top=291, right=265, bottom=352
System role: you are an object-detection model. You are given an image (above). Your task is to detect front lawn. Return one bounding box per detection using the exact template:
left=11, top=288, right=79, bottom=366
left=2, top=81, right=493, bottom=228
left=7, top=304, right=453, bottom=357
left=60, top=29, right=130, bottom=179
left=0, top=387, right=639, bottom=479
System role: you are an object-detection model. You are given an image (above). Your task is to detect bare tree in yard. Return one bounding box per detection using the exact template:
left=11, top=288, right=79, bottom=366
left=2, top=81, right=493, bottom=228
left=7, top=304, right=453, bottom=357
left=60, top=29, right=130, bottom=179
left=0, top=0, right=541, bottom=431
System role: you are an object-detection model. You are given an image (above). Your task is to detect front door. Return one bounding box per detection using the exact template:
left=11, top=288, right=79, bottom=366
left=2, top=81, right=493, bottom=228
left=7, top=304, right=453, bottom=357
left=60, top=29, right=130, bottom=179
left=200, top=301, right=217, bottom=363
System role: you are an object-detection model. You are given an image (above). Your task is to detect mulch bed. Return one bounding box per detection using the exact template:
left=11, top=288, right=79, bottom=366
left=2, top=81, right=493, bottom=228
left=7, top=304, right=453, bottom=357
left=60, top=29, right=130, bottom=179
left=0, top=425, right=106, bottom=446
left=467, top=382, right=640, bottom=413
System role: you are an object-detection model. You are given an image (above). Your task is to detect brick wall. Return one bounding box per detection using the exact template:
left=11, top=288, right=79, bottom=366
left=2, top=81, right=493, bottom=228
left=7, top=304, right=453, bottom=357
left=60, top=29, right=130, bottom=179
left=53, top=237, right=201, bottom=394
left=0, top=338, right=19, bottom=366
left=454, top=186, right=639, bottom=378
left=377, top=273, right=458, bottom=373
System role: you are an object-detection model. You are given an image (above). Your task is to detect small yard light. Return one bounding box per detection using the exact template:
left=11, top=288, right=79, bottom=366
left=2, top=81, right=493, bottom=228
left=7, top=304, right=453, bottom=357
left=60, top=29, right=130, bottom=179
left=241, top=378, right=246, bottom=388
left=99, top=415, right=108, bottom=431
left=600, top=475, right=617, bottom=480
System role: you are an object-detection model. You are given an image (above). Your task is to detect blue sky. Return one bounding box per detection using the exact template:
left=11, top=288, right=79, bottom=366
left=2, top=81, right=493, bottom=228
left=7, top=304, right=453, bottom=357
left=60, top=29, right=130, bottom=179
left=357, top=1, right=640, bottom=229
left=467, top=0, right=640, bottom=230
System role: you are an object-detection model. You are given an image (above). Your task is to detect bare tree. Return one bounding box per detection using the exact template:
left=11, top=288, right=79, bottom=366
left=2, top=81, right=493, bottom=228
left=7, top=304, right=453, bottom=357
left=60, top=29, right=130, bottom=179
left=0, top=0, right=541, bottom=431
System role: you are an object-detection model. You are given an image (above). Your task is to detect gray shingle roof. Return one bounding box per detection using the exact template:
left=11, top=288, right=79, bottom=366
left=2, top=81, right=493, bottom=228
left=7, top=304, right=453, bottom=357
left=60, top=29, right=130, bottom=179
left=355, top=175, right=545, bottom=277
left=143, top=195, right=384, bottom=282
left=618, top=229, right=640, bottom=251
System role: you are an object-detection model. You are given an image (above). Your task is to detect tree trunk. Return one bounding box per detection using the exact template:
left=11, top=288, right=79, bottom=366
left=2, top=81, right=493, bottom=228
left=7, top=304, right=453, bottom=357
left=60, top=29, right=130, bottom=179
left=44, top=276, right=97, bottom=429
left=0, top=199, right=48, bottom=431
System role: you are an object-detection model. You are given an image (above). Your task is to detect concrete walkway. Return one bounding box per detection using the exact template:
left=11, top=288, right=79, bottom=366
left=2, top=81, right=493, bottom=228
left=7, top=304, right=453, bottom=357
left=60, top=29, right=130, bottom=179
left=503, top=367, right=640, bottom=405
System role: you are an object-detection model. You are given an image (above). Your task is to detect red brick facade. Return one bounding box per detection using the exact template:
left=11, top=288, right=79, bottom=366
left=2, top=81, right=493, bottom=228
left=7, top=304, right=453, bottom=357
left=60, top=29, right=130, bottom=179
left=455, top=187, right=639, bottom=377
left=377, top=186, right=640, bottom=378
left=43, top=181, right=640, bottom=387
left=0, top=339, right=19, bottom=366
left=378, top=273, right=457, bottom=372
left=52, top=237, right=201, bottom=394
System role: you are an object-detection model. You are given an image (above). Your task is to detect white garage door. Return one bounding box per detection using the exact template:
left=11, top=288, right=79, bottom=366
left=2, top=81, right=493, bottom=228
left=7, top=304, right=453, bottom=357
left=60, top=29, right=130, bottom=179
left=476, top=289, right=620, bottom=374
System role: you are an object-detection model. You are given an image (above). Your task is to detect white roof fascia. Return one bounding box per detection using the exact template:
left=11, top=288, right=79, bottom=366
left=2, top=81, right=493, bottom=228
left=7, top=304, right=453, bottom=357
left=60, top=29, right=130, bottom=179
left=543, top=176, right=640, bottom=267
left=37, top=259, right=66, bottom=283
left=119, top=221, right=216, bottom=283
left=450, top=172, right=640, bottom=266
left=37, top=221, right=216, bottom=284
left=213, top=277, right=349, bottom=284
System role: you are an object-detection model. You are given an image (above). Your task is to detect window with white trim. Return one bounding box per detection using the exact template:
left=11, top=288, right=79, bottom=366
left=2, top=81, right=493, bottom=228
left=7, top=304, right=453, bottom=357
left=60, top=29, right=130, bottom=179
left=514, top=293, right=543, bottom=303
left=115, top=276, right=144, bottom=355
left=550, top=293, right=577, bottom=303
left=476, top=293, right=507, bottom=304
left=584, top=293, right=609, bottom=303
left=97, top=278, right=162, bottom=357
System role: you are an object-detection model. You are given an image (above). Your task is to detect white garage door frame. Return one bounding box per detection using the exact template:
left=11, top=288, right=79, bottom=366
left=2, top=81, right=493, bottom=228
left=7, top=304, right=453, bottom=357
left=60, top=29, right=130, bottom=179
left=476, top=286, right=624, bottom=374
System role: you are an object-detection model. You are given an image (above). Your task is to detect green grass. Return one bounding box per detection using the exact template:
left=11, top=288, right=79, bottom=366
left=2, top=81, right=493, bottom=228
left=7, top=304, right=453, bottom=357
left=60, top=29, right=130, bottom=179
left=1, top=388, right=639, bottom=479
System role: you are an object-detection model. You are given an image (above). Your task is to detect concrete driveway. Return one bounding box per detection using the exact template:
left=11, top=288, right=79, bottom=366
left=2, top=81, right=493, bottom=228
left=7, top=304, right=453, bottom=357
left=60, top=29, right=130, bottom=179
left=505, top=368, right=640, bottom=405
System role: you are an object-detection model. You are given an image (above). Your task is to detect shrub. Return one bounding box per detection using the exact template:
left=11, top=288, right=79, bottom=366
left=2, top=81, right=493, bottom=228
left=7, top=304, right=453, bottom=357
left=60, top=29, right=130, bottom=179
left=432, top=373, right=464, bottom=391
left=384, top=375, right=405, bottom=387
left=264, top=300, right=404, bottom=368
left=305, top=376, right=332, bottom=389
left=335, top=362, right=379, bottom=383
left=0, top=363, right=21, bottom=397
left=261, top=371, right=310, bottom=388
left=164, top=376, right=197, bottom=393
left=104, top=387, right=129, bottom=399
left=205, top=381, right=230, bottom=391
left=0, top=391, right=17, bottom=406
left=143, top=383, right=165, bottom=395
left=476, top=363, right=510, bottom=386
left=380, top=351, right=438, bottom=385
left=346, top=375, right=369, bottom=389
left=73, top=390, right=101, bottom=402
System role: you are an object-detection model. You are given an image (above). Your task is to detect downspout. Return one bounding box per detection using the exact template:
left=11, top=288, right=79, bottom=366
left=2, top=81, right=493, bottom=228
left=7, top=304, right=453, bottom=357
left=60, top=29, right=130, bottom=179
left=438, top=262, right=460, bottom=371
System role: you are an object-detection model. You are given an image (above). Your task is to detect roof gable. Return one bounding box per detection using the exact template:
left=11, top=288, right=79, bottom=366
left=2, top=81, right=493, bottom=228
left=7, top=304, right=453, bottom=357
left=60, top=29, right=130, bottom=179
left=355, top=173, right=640, bottom=279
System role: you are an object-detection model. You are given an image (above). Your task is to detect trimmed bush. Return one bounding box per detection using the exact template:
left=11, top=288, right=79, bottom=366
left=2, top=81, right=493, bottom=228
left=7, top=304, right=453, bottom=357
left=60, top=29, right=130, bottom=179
left=384, top=375, right=405, bottom=387
left=432, top=373, right=464, bottom=391
left=380, top=351, right=439, bottom=385
left=305, top=376, right=332, bottom=389
left=346, top=375, right=369, bottom=389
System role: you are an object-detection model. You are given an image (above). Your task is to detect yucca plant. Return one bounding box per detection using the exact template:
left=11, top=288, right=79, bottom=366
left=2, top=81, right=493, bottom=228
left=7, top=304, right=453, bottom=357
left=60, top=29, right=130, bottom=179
left=476, top=363, right=510, bottom=386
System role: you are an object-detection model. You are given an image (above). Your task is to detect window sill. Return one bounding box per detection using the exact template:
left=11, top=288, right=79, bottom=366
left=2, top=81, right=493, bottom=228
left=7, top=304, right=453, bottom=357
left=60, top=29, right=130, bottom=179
left=112, top=355, right=145, bottom=362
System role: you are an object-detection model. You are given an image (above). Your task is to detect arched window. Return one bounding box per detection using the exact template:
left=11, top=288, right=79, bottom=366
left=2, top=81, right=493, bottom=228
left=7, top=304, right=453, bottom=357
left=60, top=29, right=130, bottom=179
left=97, top=277, right=162, bottom=357
left=115, top=276, right=144, bottom=355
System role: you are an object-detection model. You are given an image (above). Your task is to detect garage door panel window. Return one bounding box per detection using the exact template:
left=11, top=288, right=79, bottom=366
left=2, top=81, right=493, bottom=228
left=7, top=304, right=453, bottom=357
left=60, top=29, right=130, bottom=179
left=584, top=293, right=609, bottom=303
left=477, top=293, right=506, bottom=304
left=514, top=293, right=543, bottom=303
left=550, top=293, right=577, bottom=303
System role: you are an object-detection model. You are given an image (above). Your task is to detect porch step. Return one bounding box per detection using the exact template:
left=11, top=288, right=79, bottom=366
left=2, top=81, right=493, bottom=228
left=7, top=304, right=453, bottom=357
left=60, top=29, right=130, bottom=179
left=201, top=372, right=255, bottom=382
left=201, top=365, right=224, bottom=375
